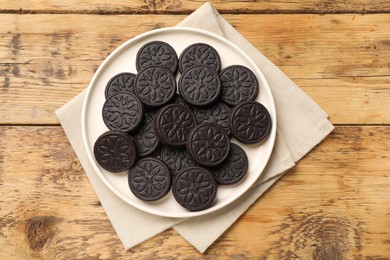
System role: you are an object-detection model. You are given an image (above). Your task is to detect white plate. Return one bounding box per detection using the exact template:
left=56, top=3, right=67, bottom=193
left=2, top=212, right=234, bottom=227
left=82, top=27, right=276, bottom=218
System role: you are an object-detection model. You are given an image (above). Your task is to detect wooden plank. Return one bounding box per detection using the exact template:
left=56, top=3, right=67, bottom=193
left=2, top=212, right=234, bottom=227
left=0, top=14, right=389, bottom=124
left=0, top=126, right=389, bottom=258
left=1, top=0, right=390, bottom=14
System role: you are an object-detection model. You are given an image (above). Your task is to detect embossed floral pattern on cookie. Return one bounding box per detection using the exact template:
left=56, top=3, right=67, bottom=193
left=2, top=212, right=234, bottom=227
left=128, top=158, right=171, bottom=201
left=154, top=104, right=196, bottom=147
left=172, top=167, right=217, bottom=211
left=230, top=101, right=272, bottom=144
left=102, top=92, right=144, bottom=132
left=220, top=65, right=259, bottom=106
left=136, top=41, right=178, bottom=74
left=179, top=43, right=221, bottom=73
left=105, top=72, right=136, bottom=99
left=179, top=65, right=221, bottom=106
left=135, top=66, right=176, bottom=107
left=211, top=143, right=248, bottom=185
left=187, top=123, right=230, bottom=167
left=94, top=131, right=136, bottom=173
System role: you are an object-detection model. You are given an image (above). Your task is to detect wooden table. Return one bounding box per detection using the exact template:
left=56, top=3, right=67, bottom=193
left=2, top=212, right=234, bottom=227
left=1, top=1, right=389, bottom=259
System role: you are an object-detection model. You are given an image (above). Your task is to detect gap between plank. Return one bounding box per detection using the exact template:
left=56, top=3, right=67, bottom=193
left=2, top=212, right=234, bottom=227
left=0, top=9, right=389, bottom=15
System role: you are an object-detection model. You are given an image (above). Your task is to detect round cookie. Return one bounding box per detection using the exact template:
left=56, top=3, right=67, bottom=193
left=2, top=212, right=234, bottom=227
left=105, top=72, right=136, bottom=99
left=172, top=166, right=217, bottom=211
left=135, top=66, right=176, bottom=108
left=102, top=92, right=144, bottom=132
left=193, top=102, right=231, bottom=135
left=136, top=41, right=178, bottom=74
left=160, top=145, right=197, bottom=177
left=94, top=131, right=137, bottom=173
left=211, top=143, right=248, bottom=185
left=220, top=65, right=259, bottom=106
left=186, top=122, right=230, bottom=167
left=178, top=65, right=221, bottom=107
left=154, top=104, right=196, bottom=147
left=230, top=101, right=272, bottom=144
left=179, top=43, right=221, bottom=73
left=128, top=157, right=171, bottom=201
left=132, top=114, right=159, bottom=157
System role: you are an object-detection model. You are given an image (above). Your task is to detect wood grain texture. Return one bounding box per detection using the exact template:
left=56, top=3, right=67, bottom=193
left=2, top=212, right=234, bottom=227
left=1, top=0, right=390, bottom=14
left=0, top=14, right=389, bottom=125
left=0, top=126, right=389, bottom=259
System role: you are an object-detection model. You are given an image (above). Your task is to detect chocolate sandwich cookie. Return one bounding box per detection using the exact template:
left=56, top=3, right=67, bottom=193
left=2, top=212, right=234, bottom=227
left=211, top=143, right=248, bottom=185
left=178, top=65, right=221, bottom=107
left=220, top=65, right=259, bottom=106
left=179, top=43, right=221, bottom=73
left=102, top=92, right=144, bottom=132
left=172, top=167, right=217, bottom=211
left=105, top=72, right=136, bottom=99
left=136, top=41, right=178, bottom=74
left=154, top=104, right=196, bottom=147
left=160, top=145, right=197, bottom=177
left=193, top=102, right=231, bottom=135
left=230, top=101, right=272, bottom=144
left=135, top=66, right=176, bottom=108
left=187, top=123, right=230, bottom=167
left=132, top=114, right=159, bottom=157
left=94, top=131, right=137, bottom=173
left=128, top=157, right=171, bottom=201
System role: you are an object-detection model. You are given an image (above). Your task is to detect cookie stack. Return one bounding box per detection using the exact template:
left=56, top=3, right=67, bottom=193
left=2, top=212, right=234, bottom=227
left=94, top=41, right=272, bottom=212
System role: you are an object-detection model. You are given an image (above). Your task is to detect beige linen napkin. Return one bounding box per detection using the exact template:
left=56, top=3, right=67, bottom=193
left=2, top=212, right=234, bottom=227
left=56, top=2, right=334, bottom=253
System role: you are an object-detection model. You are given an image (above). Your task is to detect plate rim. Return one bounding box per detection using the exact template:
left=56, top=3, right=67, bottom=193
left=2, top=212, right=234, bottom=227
left=81, top=27, right=277, bottom=218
